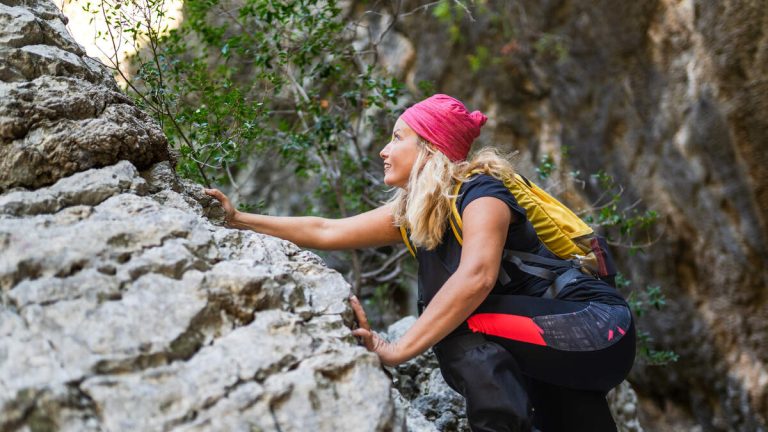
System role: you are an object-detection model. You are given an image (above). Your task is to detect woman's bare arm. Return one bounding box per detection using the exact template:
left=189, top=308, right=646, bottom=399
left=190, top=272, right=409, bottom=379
left=205, top=188, right=402, bottom=250
left=353, top=196, right=512, bottom=365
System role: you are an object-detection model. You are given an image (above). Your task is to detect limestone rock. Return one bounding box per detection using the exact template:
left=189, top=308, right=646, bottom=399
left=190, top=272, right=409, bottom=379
left=0, top=159, right=399, bottom=431
left=608, top=381, right=645, bottom=432
left=0, top=1, right=169, bottom=192
left=0, top=160, right=148, bottom=217
left=0, top=0, right=399, bottom=425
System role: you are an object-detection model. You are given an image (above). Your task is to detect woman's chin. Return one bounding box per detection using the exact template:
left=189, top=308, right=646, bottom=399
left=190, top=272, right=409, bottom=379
left=383, top=177, right=404, bottom=188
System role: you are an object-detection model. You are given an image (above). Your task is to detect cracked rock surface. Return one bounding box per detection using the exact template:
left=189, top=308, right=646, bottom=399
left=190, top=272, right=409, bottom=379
left=0, top=1, right=397, bottom=428
left=0, top=0, right=169, bottom=193
left=0, top=161, right=398, bottom=431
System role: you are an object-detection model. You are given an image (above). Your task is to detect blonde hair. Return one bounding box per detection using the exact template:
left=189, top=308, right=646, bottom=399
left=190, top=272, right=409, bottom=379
left=388, top=140, right=517, bottom=250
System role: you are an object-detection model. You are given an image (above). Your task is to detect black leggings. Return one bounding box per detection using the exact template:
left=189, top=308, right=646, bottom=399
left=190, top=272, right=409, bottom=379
left=433, top=295, right=636, bottom=432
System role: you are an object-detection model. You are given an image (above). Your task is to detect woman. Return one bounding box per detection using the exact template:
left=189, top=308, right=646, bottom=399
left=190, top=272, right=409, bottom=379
left=204, top=94, right=635, bottom=431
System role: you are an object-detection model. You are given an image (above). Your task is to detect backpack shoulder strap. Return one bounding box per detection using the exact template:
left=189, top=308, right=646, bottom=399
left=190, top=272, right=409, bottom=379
left=400, top=225, right=417, bottom=257
left=449, top=180, right=465, bottom=245
left=448, top=169, right=505, bottom=246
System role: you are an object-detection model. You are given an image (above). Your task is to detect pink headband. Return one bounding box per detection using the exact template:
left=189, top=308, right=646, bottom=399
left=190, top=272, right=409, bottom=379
left=401, top=94, right=487, bottom=162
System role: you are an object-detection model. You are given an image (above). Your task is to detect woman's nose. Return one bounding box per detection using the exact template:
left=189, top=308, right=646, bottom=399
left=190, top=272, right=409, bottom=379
left=379, top=142, right=391, bottom=159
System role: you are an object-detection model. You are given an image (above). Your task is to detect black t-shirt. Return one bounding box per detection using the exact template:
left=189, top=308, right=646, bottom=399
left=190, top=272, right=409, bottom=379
left=416, top=174, right=625, bottom=307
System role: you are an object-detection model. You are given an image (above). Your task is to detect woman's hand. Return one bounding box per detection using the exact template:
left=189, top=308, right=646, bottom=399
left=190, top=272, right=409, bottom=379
left=349, top=296, right=404, bottom=367
left=203, top=188, right=237, bottom=225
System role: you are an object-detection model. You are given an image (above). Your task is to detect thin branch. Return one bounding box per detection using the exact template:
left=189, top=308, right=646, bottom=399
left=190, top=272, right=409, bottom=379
left=606, top=219, right=668, bottom=249
left=97, top=0, right=210, bottom=185
left=373, top=261, right=402, bottom=283
left=362, top=248, right=408, bottom=278
left=577, top=184, right=625, bottom=216
left=186, top=154, right=221, bottom=170
left=224, top=161, right=241, bottom=201
left=362, top=194, right=381, bottom=208
left=451, top=0, right=475, bottom=21
left=396, top=1, right=442, bottom=18
left=621, top=198, right=645, bottom=213
left=284, top=66, right=311, bottom=103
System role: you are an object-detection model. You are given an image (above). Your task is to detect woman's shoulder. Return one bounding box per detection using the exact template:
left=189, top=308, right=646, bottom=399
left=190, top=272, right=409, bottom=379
left=459, top=173, right=511, bottom=199
left=458, top=173, right=526, bottom=221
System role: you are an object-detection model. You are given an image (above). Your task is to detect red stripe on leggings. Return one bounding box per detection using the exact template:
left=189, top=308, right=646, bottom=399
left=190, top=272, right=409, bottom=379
left=467, top=313, right=547, bottom=346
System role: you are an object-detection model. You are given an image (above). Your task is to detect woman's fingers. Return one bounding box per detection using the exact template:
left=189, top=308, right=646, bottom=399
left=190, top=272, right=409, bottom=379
left=348, top=299, right=400, bottom=365
left=203, top=188, right=235, bottom=223
left=351, top=327, right=372, bottom=346
left=204, top=188, right=224, bottom=201
left=349, top=295, right=370, bottom=331
left=352, top=327, right=377, bottom=351
left=350, top=296, right=376, bottom=351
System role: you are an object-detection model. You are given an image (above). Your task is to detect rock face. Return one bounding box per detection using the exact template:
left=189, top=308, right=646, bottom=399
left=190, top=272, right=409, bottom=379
left=0, top=0, right=169, bottom=193
left=0, top=1, right=397, bottom=430
left=0, top=159, right=398, bottom=431
left=364, top=0, right=767, bottom=429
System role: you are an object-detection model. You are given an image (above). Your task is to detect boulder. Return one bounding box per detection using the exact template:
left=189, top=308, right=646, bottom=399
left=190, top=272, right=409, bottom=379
left=0, top=160, right=399, bottom=431
left=0, top=1, right=398, bottom=429
left=0, top=0, right=169, bottom=193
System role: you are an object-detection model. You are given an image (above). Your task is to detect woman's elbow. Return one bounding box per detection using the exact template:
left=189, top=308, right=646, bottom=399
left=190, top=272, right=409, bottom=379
left=478, top=273, right=498, bottom=294
left=461, top=265, right=498, bottom=296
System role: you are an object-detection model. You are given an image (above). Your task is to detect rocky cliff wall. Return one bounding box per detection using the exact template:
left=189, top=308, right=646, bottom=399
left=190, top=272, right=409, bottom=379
left=0, top=159, right=400, bottom=431
left=360, top=0, right=767, bottom=429
left=0, top=0, right=169, bottom=192
left=0, top=1, right=398, bottom=430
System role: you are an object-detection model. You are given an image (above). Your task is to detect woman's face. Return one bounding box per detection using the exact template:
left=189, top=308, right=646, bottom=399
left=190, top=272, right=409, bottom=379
left=380, top=117, right=422, bottom=188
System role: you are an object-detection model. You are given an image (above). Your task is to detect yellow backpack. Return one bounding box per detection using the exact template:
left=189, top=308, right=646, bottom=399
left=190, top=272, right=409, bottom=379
left=400, top=170, right=617, bottom=291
